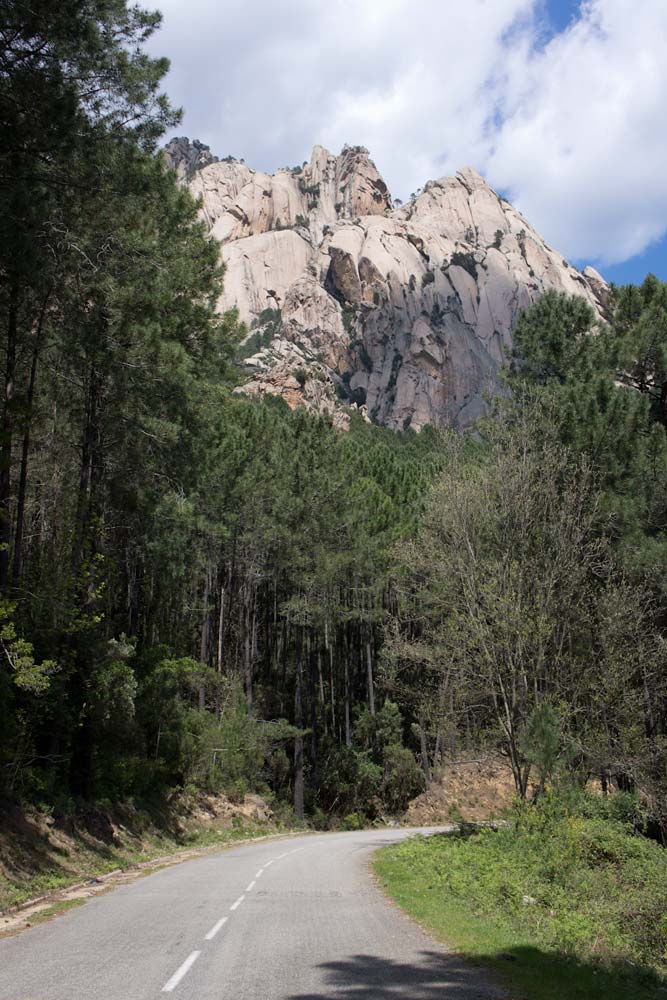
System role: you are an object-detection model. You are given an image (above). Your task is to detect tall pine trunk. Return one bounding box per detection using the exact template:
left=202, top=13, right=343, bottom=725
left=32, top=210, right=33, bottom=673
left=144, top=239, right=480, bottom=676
left=344, top=624, right=352, bottom=746
left=0, top=282, right=19, bottom=592
left=69, top=360, right=105, bottom=800
left=293, top=628, right=304, bottom=820
left=365, top=625, right=375, bottom=716
left=12, top=286, right=50, bottom=585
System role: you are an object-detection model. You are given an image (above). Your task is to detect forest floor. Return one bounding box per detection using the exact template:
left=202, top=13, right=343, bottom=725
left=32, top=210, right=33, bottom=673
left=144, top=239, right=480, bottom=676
left=0, top=792, right=297, bottom=935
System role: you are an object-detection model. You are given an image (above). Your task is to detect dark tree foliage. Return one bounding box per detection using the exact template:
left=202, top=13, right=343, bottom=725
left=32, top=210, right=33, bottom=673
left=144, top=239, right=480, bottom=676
left=0, top=4, right=447, bottom=817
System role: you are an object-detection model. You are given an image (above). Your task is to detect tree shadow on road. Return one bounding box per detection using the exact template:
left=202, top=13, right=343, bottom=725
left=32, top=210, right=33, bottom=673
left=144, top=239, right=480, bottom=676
left=287, top=945, right=664, bottom=1000
left=288, top=949, right=503, bottom=999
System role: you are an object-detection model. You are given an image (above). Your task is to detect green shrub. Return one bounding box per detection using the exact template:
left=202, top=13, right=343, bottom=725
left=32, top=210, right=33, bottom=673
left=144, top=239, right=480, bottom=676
left=227, top=778, right=248, bottom=804
left=342, top=811, right=366, bottom=831
left=310, top=806, right=328, bottom=830
left=342, top=304, right=358, bottom=336
left=450, top=251, right=478, bottom=279
left=520, top=702, right=563, bottom=793
left=381, top=743, right=424, bottom=812
left=318, top=742, right=382, bottom=818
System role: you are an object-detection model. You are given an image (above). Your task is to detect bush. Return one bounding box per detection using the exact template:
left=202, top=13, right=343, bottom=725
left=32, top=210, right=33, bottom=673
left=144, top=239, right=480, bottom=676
left=347, top=702, right=424, bottom=815
left=381, top=743, right=424, bottom=812
left=342, top=811, right=366, bottom=831
left=227, top=778, right=248, bottom=804
left=318, top=742, right=382, bottom=818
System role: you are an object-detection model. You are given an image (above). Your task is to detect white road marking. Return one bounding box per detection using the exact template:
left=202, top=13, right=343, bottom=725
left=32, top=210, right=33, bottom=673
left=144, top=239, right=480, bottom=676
left=230, top=894, right=245, bottom=911
left=246, top=880, right=256, bottom=892
left=162, top=951, right=201, bottom=992
left=255, top=869, right=263, bottom=879
left=204, top=917, right=227, bottom=941
left=264, top=860, right=274, bottom=867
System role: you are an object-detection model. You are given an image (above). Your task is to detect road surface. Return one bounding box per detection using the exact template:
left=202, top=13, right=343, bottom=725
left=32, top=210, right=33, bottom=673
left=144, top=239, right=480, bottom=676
left=0, top=827, right=503, bottom=999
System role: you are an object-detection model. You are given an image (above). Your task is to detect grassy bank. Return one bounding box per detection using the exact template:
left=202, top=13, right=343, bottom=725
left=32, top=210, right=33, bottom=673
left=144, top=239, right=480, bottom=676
left=0, top=794, right=293, bottom=913
left=374, top=793, right=667, bottom=1000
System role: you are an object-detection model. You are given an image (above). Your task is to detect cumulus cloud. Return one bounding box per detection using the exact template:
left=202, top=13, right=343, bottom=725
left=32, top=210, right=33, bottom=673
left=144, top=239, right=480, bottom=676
left=488, top=1, right=667, bottom=263
left=150, top=0, right=667, bottom=265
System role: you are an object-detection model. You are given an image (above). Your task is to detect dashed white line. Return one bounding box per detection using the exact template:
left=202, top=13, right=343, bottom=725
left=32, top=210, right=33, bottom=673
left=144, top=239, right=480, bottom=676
left=204, top=917, right=227, bottom=941
left=162, top=951, right=201, bottom=992
left=161, top=848, right=307, bottom=991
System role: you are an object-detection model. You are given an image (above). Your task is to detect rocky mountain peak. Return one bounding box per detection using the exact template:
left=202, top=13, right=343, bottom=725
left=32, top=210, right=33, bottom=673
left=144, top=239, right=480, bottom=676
left=186, top=142, right=391, bottom=249
left=163, top=136, right=218, bottom=182
left=173, top=142, right=607, bottom=431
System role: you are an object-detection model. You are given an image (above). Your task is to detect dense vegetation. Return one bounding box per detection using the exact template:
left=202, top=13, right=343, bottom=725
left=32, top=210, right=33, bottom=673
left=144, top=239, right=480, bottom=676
left=378, top=281, right=667, bottom=992
left=375, top=789, right=667, bottom=999
left=0, top=1, right=449, bottom=821
left=2, top=2, right=667, bottom=898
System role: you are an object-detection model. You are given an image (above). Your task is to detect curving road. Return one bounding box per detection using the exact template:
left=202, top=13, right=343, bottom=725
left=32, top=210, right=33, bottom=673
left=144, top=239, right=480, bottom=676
left=0, top=827, right=503, bottom=999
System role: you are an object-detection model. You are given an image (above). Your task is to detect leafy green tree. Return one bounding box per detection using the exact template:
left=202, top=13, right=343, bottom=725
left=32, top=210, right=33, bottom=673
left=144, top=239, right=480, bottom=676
left=511, top=284, right=667, bottom=589
left=512, top=290, right=598, bottom=384
left=391, top=409, right=659, bottom=798
left=612, top=275, right=667, bottom=425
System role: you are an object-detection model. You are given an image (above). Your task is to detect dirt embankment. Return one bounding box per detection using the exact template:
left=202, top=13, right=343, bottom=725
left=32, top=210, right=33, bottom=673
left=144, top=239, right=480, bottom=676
left=406, top=755, right=517, bottom=825
left=0, top=791, right=282, bottom=934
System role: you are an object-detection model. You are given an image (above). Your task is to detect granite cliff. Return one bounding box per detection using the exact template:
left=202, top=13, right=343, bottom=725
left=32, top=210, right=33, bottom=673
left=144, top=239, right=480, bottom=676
left=167, top=139, right=607, bottom=430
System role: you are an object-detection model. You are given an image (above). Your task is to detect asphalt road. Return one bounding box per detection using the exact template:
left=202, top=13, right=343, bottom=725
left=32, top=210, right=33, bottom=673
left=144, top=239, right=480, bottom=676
left=0, top=827, right=503, bottom=999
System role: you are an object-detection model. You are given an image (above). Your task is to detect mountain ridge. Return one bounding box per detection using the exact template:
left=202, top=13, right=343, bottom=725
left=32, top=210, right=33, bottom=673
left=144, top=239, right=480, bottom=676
left=165, top=137, right=607, bottom=431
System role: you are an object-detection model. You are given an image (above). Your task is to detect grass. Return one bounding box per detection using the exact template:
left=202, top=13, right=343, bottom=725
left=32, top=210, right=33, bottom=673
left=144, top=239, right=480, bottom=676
left=374, top=793, right=667, bottom=1000
left=28, top=897, right=87, bottom=926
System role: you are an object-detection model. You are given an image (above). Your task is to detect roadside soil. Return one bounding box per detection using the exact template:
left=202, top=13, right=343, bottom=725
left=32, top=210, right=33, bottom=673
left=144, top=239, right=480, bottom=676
left=0, top=791, right=295, bottom=936
left=406, top=754, right=517, bottom=824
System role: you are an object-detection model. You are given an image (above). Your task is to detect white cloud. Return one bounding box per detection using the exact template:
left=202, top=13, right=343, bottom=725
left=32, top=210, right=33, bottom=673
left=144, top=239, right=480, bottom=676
left=150, top=0, right=667, bottom=266
left=488, top=0, right=667, bottom=263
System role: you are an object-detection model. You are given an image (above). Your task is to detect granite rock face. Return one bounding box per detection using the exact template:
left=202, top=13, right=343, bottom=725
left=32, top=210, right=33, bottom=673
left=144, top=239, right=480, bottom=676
left=179, top=144, right=606, bottom=431
left=163, top=137, right=218, bottom=182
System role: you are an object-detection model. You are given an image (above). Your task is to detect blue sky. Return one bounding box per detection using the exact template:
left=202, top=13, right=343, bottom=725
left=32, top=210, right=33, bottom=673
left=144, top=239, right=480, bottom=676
left=151, top=0, right=667, bottom=288
left=577, top=237, right=667, bottom=286
left=545, top=0, right=582, bottom=34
